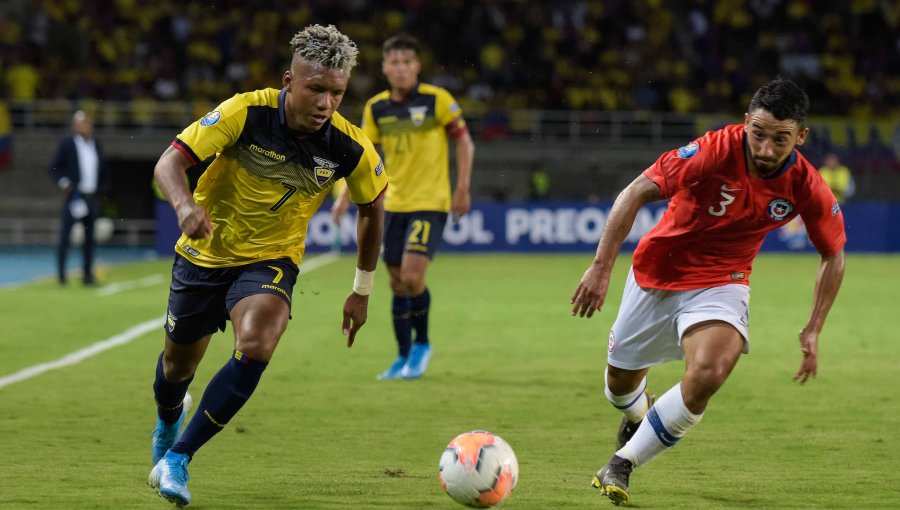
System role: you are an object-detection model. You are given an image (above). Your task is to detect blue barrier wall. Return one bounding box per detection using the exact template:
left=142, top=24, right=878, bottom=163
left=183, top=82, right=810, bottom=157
left=156, top=201, right=900, bottom=256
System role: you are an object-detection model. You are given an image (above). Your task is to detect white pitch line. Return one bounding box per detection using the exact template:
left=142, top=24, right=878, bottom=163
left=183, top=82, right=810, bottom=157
left=298, top=251, right=340, bottom=274
left=96, top=274, right=165, bottom=297
left=0, top=253, right=343, bottom=389
left=0, top=317, right=162, bottom=389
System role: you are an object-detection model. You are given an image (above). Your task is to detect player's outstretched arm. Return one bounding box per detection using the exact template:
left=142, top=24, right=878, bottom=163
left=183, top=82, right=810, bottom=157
left=571, top=174, right=659, bottom=318
left=330, top=181, right=351, bottom=225
left=451, top=130, right=474, bottom=219
left=341, top=193, right=385, bottom=347
left=793, top=248, right=845, bottom=384
left=154, top=146, right=213, bottom=239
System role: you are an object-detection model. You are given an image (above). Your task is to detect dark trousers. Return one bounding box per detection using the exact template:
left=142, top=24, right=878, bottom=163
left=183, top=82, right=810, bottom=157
left=57, top=193, right=99, bottom=284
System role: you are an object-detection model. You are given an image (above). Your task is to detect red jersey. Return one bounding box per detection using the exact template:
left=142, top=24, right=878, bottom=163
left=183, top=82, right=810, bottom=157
left=634, top=124, right=846, bottom=290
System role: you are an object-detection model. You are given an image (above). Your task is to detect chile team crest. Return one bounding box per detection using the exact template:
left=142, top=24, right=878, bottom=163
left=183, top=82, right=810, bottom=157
left=768, top=198, right=794, bottom=220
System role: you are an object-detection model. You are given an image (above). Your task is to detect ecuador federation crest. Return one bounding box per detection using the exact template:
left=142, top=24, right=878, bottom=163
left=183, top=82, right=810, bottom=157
left=312, top=156, right=339, bottom=187
left=408, top=106, right=428, bottom=127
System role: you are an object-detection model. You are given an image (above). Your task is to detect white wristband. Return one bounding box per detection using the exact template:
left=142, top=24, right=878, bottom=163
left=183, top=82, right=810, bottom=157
left=353, top=268, right=375, bottom=296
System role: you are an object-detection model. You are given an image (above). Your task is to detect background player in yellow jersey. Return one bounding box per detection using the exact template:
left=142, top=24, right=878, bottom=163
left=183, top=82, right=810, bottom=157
left=333, top=33, right=475, bottom=380
left=147, top=25, right=388, bottom=507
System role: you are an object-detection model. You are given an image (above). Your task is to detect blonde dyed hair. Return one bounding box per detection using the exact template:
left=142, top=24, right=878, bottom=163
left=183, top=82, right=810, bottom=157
left=289, top=24, right=358, bottom=73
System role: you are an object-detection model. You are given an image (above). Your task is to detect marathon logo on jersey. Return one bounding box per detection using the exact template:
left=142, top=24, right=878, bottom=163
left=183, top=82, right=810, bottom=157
left=200, top=110, right=221, bottom=127
left=166, top=310, right=177, bottom=333
left=409, top=106, right=428, bottom=127
left=831, top=202, right=840, bottom=216
left=313, top=156, right=339, bottom=186
left=250, top=144, right=286, bottom=162
left=768, top=198, right=794, bottom=220
left=676, top=141, right=699, bottom=159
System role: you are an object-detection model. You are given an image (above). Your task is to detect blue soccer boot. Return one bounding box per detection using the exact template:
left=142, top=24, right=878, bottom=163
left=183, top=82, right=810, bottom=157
left=151, top=393, right=192, bottom=465
left=148, top=450, right=191, bottom=507
left=401, top=342, right=432, bottom=379
left=377, top=355, right=408, bottom=380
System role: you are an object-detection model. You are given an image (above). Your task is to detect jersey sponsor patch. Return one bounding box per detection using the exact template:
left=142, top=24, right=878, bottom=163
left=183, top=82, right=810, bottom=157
left=767, top=198, right=794, bottom=220
left=676, top=141, right=699, bottom=159
left=249, top=143, right=286, bottom=162
left=831, top=202, right=840, bottom=216
left=608, top=330, right=616, bottom=354
left=375, top=159, right=384, bottom=176
left=200, top=110, right=221, bottom=126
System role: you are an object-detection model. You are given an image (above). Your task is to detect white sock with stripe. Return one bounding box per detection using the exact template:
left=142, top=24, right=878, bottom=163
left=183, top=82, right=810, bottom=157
left=616, top=382, right=703, bottom=467
left=604, top=368, right=650, bottom=423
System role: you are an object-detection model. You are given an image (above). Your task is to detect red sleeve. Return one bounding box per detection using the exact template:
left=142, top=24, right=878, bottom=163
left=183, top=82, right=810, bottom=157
left=643, top=139, right=709, bottom=199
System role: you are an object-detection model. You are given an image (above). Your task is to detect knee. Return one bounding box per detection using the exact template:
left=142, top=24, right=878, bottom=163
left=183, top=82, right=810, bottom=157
left=684, top=363, right=731, bottom=399
left=162, top=353, right=198, bottom=382
left=606, top=366, right=644, bottom=396
left=234, top=321, right=285, bottom=362
left=399, top=273, right=425, bottom=296
left=391, top=275, right=423, bottom=296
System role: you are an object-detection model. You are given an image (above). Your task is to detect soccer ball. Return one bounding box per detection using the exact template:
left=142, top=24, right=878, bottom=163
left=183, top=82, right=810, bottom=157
left=438, top=430, right=518, bottom=508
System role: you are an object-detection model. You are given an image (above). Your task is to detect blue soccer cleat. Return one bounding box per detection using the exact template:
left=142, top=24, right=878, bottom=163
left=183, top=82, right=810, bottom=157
left=149, top=450, right=192, bottom=507
left=377, top=355, right=408, bottom=380
left=401, top=342, right=432, bottom=379
left=152, top=393, right=192, bottom=466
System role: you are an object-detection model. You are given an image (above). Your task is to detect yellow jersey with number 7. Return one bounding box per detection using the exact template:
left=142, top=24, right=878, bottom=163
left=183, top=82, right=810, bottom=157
left=170, top=88, right=387, bottom=268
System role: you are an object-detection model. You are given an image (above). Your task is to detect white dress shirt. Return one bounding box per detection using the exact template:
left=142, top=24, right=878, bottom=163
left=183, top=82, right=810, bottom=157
left=73, top=134, right=99, bottom=194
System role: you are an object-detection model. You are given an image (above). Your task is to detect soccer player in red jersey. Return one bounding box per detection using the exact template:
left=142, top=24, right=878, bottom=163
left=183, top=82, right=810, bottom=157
left=570, top=78, right=846, bottom=506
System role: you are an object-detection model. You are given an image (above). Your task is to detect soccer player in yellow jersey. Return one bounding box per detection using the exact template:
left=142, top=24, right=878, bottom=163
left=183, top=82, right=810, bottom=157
left=147, top=25, right=388, bottom=507
left=333, top=33, right=475, bottom=380
left=817, top=153, right=855, bottom=203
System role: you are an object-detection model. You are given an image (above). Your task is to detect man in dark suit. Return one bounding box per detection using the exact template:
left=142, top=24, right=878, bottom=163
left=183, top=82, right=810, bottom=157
left=49, top=110, right=110, bottom=285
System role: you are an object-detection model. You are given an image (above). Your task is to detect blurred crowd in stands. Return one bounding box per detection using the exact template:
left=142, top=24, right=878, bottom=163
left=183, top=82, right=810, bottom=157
left=2, top=0, right=898, bottom=118
left=1, top=0, right=898, bottom=176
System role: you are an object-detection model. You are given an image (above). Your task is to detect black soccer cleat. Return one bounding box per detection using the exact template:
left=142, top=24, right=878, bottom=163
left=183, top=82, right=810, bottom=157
left=591, top=454, right=634, bottom=506
left=616, top=392, right=655, bottom=449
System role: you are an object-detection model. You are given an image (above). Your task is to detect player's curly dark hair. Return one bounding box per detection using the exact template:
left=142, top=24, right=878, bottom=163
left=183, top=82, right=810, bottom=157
left=382, top=33, right=421, bottom=56
left=289, top=24, right=358, bottom=73
left=748, top=78, right=810, bottom=126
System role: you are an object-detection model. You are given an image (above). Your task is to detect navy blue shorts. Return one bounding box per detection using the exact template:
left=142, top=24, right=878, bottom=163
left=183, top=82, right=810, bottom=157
left=164, top=254, right=298, bottom=344
left=382, top=211, right=448, bottom=266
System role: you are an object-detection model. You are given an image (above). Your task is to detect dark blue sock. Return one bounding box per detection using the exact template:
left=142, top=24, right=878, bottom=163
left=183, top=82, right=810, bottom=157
left=171, top=351, right=267, bottom=458
left=409, top=288, right=431, bottom=345
left=392, top=295, right=412, bottom=357
left=153, top=351, right=193, bottom=424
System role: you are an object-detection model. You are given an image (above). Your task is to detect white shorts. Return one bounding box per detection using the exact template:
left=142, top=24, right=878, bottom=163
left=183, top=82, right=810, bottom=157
left=607, top=267, right=751, bottom=370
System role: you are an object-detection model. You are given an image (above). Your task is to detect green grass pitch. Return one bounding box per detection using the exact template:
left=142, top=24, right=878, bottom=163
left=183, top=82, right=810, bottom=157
left=1, top=253, right=898, bottom=509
